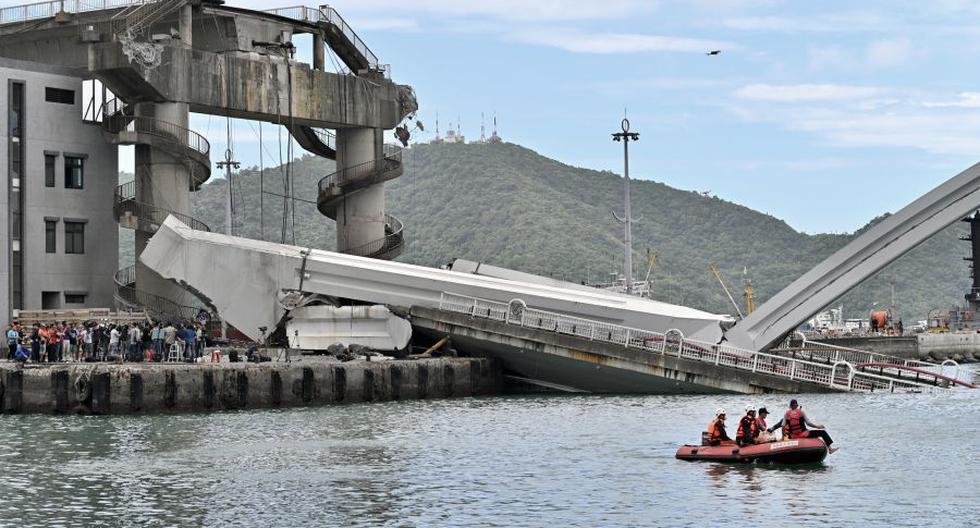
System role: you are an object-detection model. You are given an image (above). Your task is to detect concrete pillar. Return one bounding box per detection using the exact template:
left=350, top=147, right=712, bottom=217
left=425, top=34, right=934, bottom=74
left=179, top=4, right=192, bottom=46
left=335, top=127, right=385, bottom=253
left=134, top=102, right=196, bottom=310
left=313, top=32, right=325, bottom=71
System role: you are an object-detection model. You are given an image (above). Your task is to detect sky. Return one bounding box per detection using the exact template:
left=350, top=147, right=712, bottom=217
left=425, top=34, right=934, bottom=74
left=38, top=0, right=980, bottom=234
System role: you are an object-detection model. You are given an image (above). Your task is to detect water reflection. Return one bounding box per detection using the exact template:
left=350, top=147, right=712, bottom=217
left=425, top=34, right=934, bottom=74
left=0, top=391, right=977, bottom=527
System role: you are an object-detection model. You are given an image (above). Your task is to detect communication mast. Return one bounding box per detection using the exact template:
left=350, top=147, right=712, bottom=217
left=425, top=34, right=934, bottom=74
left=480, top=112, right=486, bottom=143
left=489, top=111, right=501, bottom=143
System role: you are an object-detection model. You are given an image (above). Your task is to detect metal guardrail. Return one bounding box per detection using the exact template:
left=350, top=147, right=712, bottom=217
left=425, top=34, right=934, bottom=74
left=343, top=214, right=404, bottom=260
left=113, top=265, right=203, bottom=322
left=263, top=5, right=390, bottom=78
left=311, top=127, right=336, bottom=153
left=786, top=333, right=968, bottom=383
left=437, top=292, right=953, bottom=394
left=316, top=144, right=404, bottom=259
left=318, top=144, right=402, bottom=192
left=102, top=106, right=209, bottom=157
left=99, top=99, right=210, bottom=187
left=114, top=181, right=211, bottom=233
left=0, top=0, right=153, bottom=24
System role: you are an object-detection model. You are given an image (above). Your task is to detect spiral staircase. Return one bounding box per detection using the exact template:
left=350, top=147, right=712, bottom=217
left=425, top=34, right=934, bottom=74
left=99, top=98, right=214, bottom=320
left=288, top=123, right=406, bottom=260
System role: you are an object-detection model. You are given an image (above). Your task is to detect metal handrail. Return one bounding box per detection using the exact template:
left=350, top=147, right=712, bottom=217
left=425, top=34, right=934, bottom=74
left=114, top=181, right=211, bottom=232
left=437, top=292, right=953, bottom=394
left=311, top=127, right=336, bottom=152
left=318, top=144, right=402, bottom=192
left=101, top=102, right=209, bottom=157
left=264, top=5, right=382, bottom=71
left=787, top=333, right=967, bottom=383
left=113, top=265, right=203, bottom=321
left=342, top=214, right=404, bottom=259
left=0, top=0, right=154, bottom=24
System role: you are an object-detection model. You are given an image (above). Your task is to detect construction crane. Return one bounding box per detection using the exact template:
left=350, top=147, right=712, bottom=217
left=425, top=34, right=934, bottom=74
left=642, top=248, right=657, bottom=298
left=744, top=279, right=756, bottom=315
left=708, top=264, right=744, bottom=319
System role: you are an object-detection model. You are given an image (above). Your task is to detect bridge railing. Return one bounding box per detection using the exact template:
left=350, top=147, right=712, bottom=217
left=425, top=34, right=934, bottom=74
left=784, top=334, right=967, bottom=383
left=438, top=292, right=951, bottom=394
left=263, top=5, right=390, bottom=77
left=0, top=0, right=152, bottom=24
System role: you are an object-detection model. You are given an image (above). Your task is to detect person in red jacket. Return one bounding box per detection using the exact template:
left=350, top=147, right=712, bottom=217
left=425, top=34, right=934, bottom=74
left=752, top=407, right=775, bottom=443
left=769, top=399, right=838, bottom=453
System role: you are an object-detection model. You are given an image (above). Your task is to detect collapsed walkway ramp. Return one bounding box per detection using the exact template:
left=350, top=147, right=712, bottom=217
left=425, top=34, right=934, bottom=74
left=140, top=216, right=731, bottom=344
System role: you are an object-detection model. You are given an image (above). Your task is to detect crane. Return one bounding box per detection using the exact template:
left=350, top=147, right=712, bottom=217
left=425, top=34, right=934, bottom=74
left=708, top=264, right=744, bottom=319
left=642, top=248, right=657, bottom=298
left=744, top=279, right=756, bottom=315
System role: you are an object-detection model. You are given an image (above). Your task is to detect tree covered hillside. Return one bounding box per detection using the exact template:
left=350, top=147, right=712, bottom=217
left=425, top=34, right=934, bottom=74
left=121, top=141, right=970, bottom=321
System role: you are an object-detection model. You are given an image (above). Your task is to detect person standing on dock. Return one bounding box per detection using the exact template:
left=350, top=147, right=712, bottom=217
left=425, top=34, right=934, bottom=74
left=109, top=325, right=120, bottom=358
left=127, top=324, right=142, bottom=362
left=163, top=322, right=177, bottom=354
left=151, top=323, right=163, bottom=361
left=6, top=324, right=19, bottom=360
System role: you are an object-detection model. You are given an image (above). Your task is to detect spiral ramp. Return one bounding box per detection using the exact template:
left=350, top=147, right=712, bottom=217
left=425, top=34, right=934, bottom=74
left=99, top=99, right=214, bottom=320
left=289, top=124, right=406, bottom=261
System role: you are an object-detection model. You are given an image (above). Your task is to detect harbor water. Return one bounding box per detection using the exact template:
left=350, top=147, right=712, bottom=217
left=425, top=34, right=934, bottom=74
left=1, top=385, right=978, bottom=527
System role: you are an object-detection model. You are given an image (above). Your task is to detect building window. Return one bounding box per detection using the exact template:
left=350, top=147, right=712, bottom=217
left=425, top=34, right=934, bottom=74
left=45, top=87, right=75, bottom=105
left=65, top=156, right=83, bottom=189
left=45, top=220, right=57, bottom=253
left=11, top=251, right=22, bottom=309
left=11, top=190, right=20, bottom=240
left=64, top=294, right=86, bottom=304
left=65, top=221, right=85, bottom=254
left=45, top=154, right=56, bottom=187
left=11, top=139, right=21, bottom=182
left=10, top=82, right=22, bottom=138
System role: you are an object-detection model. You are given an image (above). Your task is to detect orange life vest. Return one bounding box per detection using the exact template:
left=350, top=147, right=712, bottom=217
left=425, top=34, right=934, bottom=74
left=707, top=418, right=725, bottom=441
left=783, top=408, right=807, bottom=438
left=736, top=415, right=756, bottom=441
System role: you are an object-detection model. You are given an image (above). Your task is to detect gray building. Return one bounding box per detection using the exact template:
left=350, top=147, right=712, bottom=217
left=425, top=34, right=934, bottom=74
left=1, top=58, right=118, bottom=327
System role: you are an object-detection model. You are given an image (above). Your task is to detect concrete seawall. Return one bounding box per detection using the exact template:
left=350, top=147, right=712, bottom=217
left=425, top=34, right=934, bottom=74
left=0, top=357, right=502, bottom=415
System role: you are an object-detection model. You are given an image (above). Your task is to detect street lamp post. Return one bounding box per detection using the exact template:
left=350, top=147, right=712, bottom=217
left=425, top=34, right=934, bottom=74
left=612, top=118, right=640, bottom=295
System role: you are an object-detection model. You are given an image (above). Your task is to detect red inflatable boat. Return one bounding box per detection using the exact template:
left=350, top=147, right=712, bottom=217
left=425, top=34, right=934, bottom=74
left=675, top=438, right=828, bottom=464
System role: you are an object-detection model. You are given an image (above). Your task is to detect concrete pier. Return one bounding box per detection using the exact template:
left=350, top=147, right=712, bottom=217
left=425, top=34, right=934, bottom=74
left=0, top=357, right=501, bottom=415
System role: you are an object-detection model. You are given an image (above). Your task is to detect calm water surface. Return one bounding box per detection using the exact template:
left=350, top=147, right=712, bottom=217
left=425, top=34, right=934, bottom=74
left=1, top=384, right=979, bottom=527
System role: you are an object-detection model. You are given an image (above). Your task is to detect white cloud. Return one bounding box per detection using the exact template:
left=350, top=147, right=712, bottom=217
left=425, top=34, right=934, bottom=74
left=723, top=13, right=890, bottom=33
left=922, top=92, right=980, bottom=108
left=866, top=37, right=915, bottom=67
left=734, top=83, right=886, bottom=103
left=512, top=28, right=730, bottom=54
left=730, top=100, right=980, bottom=156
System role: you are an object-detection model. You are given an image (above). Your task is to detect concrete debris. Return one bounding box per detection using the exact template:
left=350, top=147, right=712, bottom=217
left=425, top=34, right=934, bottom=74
left=120, top=29, right=163, bottom=76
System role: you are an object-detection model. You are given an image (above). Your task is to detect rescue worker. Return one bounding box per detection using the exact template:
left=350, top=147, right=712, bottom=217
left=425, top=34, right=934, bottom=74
left=706, top=408, right=734, bottom=446
left=768, top=399, right=838, bottom=453
left=754, top=407, right=774, bottom=443
left=736, top=405, right=757, bottom=446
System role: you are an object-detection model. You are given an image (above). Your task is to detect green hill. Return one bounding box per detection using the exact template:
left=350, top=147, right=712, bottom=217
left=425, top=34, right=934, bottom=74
left=121, top=141, right=970, bottom=322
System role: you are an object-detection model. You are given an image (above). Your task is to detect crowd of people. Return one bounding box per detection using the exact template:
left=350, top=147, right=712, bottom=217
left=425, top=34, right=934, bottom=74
left=5, top=320, right=209, bottom=364
left=705, top=399, right=837, bottom=453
